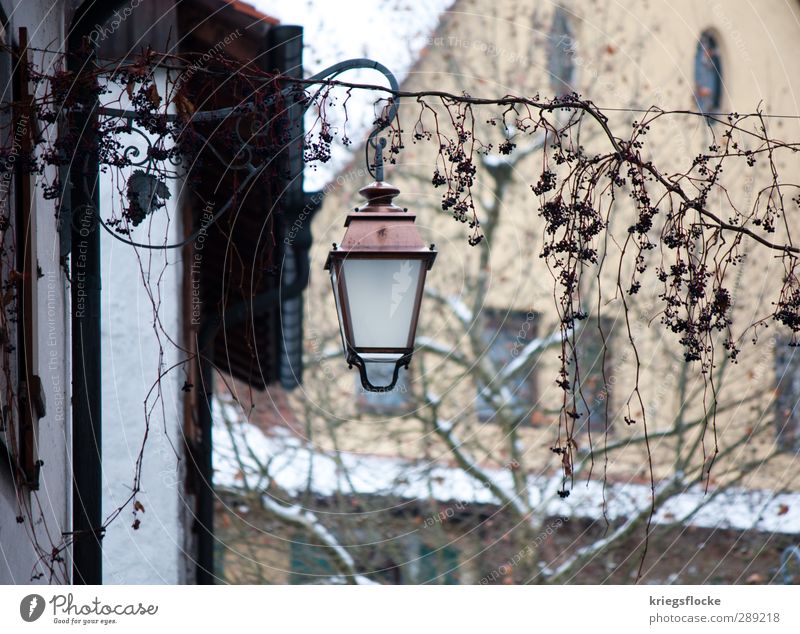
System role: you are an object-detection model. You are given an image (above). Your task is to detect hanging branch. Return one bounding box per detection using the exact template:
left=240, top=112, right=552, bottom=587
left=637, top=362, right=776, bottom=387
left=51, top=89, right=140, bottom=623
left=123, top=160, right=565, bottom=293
left=2, top=45, right=800, bottom=580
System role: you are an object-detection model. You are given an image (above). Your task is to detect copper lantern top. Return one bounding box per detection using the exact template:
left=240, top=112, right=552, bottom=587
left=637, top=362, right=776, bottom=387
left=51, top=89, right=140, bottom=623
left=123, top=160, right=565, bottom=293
left=325, top=180, right=436, bottom=266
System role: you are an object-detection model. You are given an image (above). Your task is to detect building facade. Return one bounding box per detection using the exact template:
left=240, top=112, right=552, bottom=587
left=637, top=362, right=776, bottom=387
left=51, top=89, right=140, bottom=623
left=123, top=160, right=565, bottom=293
left=177, top=0, right=800, bottom=585
left=302, top=0, right=800, bottom=488
left=0, top=0, right=71, bottom=585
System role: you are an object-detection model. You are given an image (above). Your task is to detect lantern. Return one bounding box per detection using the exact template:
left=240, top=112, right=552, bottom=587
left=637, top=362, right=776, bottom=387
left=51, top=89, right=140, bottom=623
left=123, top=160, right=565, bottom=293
left=325, top=178, right=436, bottom=391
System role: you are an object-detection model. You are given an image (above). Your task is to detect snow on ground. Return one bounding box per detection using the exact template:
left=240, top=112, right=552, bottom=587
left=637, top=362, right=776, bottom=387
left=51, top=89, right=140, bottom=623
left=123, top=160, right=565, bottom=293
left=213, top=401, right=800, bottom=535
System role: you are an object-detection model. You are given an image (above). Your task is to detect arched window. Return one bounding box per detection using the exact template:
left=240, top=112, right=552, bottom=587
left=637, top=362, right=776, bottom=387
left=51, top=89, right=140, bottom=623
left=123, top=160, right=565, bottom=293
left=547, top=7, right=576, bottom=97
left=694, top=30, right=723, bottom=114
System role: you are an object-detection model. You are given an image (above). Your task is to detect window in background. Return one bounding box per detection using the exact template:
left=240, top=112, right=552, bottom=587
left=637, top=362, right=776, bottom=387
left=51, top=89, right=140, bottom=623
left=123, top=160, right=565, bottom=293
left=410, top=543, right=460, bottom=584
left=547, top=6, right=576, bottom=97
left=289, top=540, right=338, bottom=585
left=570, top=317, right=615, bottom=435
left=476, top=308, right=538, bottom=426
left=355, top=363, right=412, bottom=415
left=774, top=338, right=800, bottom=452
left=367, top=535, right=461, bottom=584
left=694, top=30, right=723, bottom=115
left=289, top=531, right=461, bottom=584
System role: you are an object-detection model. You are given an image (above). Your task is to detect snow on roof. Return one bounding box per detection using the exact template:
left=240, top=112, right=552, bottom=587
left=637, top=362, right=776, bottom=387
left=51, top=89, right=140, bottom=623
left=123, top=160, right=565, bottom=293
left=213, top=401, right=800, bottom=535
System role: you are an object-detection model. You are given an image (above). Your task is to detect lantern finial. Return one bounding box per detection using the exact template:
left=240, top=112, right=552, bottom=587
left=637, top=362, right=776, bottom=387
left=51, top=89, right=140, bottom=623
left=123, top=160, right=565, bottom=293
left=373, top=137, right=386, bottom=181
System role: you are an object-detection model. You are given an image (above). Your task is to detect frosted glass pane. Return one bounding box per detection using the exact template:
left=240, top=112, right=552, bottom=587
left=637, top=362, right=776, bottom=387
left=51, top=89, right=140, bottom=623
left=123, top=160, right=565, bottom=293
left=342, top=258, right=423, bottom=349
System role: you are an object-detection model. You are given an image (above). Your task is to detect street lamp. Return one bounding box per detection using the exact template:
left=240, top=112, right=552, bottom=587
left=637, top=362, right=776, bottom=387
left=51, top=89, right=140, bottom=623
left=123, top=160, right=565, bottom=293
left=325, top=140, right=436, bottom=391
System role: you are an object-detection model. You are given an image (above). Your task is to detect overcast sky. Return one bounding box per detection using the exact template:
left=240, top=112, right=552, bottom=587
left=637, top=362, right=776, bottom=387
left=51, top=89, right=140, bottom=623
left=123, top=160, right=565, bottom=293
left=250, top=0, right=452, bottom=188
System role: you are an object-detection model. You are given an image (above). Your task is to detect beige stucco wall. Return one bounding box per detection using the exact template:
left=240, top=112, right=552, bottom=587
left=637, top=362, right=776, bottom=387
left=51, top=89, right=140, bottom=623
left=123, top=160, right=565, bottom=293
left=294, top=0, right=800, bottom=492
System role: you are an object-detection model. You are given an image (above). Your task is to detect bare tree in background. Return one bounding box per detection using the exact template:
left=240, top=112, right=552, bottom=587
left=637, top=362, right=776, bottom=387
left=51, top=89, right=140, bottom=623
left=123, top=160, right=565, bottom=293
left=212, top=135, right=793, bottom=584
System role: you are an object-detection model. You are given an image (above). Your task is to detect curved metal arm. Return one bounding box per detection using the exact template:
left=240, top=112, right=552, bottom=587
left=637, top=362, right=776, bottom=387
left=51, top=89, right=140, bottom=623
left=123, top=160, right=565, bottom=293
left=100, top=57, right=400, bottom=128
left=95, top=57, right=400, bottom=249
left=306, top=58, right=399, bottom=180
left=183, top=58, right=400, bottom=175
left=307, top=57, right=399, bottom=121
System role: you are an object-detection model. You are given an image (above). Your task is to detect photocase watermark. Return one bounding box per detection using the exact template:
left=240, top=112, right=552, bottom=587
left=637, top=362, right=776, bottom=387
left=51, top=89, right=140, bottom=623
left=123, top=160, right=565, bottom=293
left=479, top=517, right=566, bottom=584
left=73, top=206, right=97, bottom=319
left=711, top=2, right=752, bottom=65
left=0, top=113, right=28, bottom=217
left=284, top=167, right=371, bottom=248
left=356, top=379, right=409, bottom=397
left=591, top=345, right=629, bottom=407
left=45, top=269, right=65, bottom=432
left=421, top=500, right=466, bottom=528
left=20, top=594, right=45, bottom=622
left=87, top=0, right=143, bottom=44
left=305, top=327, right=337, bottom=384
left=20, top=593, right=158, bottom=625
left=426, top=35, right=532, bottom=67
left=644, top=361, right=680, bottom=421
left=174, top=29, right=243, bottom=92
left=190, top=199, right=215, bottom=326
left=510, top=309, right=538, bottom=357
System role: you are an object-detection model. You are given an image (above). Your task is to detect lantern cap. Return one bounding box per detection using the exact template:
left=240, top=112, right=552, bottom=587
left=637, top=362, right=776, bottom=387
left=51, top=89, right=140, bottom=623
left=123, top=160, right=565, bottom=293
left=325, top=178, right=436, bottom=272
left=357, top=180, right=401, bottom=211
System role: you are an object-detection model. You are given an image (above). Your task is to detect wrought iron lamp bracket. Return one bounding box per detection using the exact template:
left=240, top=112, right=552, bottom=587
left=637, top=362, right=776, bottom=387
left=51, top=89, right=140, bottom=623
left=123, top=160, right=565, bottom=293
left=73, top=58, right=400, bottom=252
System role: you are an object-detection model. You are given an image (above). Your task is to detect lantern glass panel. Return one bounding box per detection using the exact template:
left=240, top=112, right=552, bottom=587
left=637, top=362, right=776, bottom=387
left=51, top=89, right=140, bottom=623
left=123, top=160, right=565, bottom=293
left=341, top=258, right=423, bottom=349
